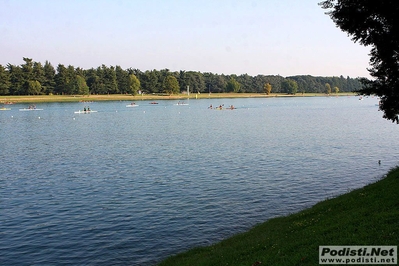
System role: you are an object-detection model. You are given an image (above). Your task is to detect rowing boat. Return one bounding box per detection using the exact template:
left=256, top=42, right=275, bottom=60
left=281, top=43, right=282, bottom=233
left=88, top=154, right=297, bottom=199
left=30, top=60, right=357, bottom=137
left=0, top=107, right=11, bottom=111
left=19, top=108, right=43, bottom=111
left=74, top=110, right=98, bottom=114
left=126, top=104, right=139, bottom=107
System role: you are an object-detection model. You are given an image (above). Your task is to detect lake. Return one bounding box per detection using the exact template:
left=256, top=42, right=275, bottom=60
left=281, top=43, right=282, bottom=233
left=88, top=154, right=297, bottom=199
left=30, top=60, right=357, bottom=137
left=1, top=96, right=398, bottom=265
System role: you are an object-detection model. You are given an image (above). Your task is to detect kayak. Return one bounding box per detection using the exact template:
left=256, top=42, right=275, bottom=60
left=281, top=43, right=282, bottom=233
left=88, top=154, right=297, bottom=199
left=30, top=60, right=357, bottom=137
left=74, top=110, right=98, bottom=114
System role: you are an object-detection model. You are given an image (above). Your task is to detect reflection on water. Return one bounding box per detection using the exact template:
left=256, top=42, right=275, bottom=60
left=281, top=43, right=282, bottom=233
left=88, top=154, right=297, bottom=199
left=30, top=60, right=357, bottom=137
left=1, top=96, right=398, bottom=265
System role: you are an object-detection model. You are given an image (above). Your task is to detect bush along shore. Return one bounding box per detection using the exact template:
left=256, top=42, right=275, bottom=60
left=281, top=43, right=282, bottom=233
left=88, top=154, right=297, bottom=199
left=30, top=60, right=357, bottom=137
left=158, top=167, right=399, bottom=266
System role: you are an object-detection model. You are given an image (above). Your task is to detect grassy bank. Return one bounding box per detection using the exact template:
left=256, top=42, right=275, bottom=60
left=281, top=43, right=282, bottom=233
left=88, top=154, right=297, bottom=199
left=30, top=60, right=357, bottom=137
left=0, top=92, right=356, bottom=104
left=158, top=167, right=399, bottom=266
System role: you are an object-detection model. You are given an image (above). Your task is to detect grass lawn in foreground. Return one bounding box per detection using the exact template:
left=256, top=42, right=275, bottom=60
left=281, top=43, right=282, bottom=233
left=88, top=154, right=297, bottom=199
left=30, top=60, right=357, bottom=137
left=158, top=167, right=399, bottom=266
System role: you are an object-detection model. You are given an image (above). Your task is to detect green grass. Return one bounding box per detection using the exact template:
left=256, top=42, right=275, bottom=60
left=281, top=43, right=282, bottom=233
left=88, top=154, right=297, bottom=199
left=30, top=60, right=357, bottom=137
left=158, top=167, right=399, bottom=266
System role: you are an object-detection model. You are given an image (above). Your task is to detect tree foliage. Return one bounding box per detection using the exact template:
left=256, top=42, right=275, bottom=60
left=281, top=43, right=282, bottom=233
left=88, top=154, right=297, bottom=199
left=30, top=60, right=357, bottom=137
left=325, top=83, right=332, bottom=94
left=129, top=74, right=140, bottom=95
left=74, top=75, right=89, bottom=95
left=281, top=79, right=298, bottom=94
left=320, top=0, right=399, bottom=123
left=264, top=83, right=272, bottom=95
left=163, top=75, right=179, bottom=95
left=226, top=77, right=241, bottom=93
left=0, top=57, right=363, bottom=97
left=0, top=64, right=10, bottom=95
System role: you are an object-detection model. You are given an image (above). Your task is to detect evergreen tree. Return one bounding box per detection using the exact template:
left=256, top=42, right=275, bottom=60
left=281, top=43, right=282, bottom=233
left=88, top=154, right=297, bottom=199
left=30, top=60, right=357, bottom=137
left=0, top=64, right=11, bottom=95
left=54, top=64, right=68, bottom=94
left=43, top=61, right=56, bottom=94
left=21, top=58, right=34, bottom=94
left=7, top=64, right=23, bottom=95
left=86, top=68, right=101, bottom=94
left=115, top=65, right=129, bottom=94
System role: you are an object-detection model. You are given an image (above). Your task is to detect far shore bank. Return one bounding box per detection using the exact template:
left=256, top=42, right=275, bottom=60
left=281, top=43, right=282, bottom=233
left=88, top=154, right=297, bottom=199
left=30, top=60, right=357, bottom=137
left=0, top=92, right=357, bottom=104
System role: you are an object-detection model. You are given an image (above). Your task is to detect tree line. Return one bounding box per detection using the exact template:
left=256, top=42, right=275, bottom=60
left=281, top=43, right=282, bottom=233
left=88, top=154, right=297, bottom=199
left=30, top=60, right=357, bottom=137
left=0, top=58, right=363, bottom=96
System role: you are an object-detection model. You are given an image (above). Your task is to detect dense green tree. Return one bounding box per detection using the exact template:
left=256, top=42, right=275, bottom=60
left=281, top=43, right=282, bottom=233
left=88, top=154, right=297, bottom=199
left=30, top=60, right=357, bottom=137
left=158, top=68, right=171, bottom=87
left=0, top=64, right=11, bottom=95
left=204, top=73, right=226, bottom=93
left=7, top=64, right=23, bottom=94
left=66, top=65, right=77, bottom=94
left=21, top=58, right=35, bottom=94
left=42, top=61, right=56, bottom=94
left=21, top=58, right=34, bottom=82
left=0, top=57, right=365, bottom=96
left=74, top=75, right=89, bottom=95
left=54, top=64, right=68, bottom=94
left=142, top=70, right=159, bottom=93
left=187, top=71, right=205, bottom=93
left=288, top=75, right=361, bottom=93
left=115, top=65, right=129, bottom=94
left=237, top=73, right=252, bottom=92
left=281, top=79, right=298, bottom=94
left=257, top=75, right=285, bottom=93
left=177, top=70, right=188, bottom=93
left=26, top=80, right=41, bottom=95
left=253, top=75, right=268, bottom=93
left=75, top=67, right=85, bottom=77
left=320, top=0, right=399, bottom=123
left=94, top=65, right=117, bottom=94
left=86, top=68, right=100, bottom=94
left=32, top=62, right=45, bottom=89
left=226, top=77, right=241, bottom=93
left=163, top=75, right=180, bottom=95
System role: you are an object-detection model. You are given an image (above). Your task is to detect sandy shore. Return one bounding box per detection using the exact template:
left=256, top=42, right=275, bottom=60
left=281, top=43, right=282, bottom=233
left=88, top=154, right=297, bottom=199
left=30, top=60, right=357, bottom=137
left=0, top=93, right=355, bottom=104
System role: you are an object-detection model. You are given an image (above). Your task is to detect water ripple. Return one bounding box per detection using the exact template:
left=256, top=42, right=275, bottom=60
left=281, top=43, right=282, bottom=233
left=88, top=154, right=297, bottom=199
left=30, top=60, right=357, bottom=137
left=1, top=97, right=398, bottom=265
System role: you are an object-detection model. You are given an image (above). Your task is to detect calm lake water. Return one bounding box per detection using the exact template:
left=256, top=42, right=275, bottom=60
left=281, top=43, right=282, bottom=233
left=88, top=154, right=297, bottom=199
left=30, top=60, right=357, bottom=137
left=1, top=96, right=398, bottom=265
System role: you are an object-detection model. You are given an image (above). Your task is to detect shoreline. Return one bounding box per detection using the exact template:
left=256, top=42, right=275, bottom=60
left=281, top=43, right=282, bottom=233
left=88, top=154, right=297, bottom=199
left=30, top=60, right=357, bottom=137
left=0, top=93, right=356, bottom=104
left=158, top=167, right=399, bottom=265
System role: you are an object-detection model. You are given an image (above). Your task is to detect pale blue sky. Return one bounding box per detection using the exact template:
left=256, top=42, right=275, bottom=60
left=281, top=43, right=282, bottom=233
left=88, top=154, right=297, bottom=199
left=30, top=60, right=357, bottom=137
left=0, top=0, right=371, bottom=77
